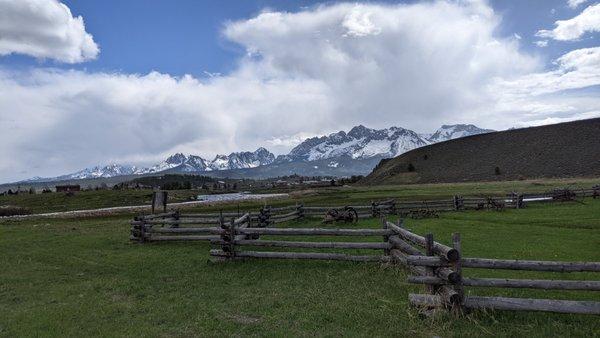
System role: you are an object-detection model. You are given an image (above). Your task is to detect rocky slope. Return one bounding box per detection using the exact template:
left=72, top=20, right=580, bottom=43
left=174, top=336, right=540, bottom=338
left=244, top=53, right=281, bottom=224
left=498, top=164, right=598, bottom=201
left=362, top=118, right=600, bottom=185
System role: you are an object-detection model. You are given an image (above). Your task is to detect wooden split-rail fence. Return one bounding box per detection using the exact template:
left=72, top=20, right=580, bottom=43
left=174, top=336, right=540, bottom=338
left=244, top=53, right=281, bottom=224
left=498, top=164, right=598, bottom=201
left=130, top=204, right=305, bottom=242
left=388, top=219, right=600, bottom=315
left=130, top=184, right=600, bottom=243
left=209, top=215, right=393, bottom=262
left=129, top=187, right=600, bottom=315
left=206, top=216, right=600, bottom=315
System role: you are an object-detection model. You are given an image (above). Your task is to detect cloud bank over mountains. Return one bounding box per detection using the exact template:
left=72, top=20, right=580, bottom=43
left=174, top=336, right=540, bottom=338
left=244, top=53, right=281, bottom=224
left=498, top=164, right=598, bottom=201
left=0, top=0, right=599, bottom=182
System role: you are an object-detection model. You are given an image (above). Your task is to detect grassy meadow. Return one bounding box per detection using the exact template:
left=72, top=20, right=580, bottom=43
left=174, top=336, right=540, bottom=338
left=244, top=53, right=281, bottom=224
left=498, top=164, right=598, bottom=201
left=1, top=179, right=599, bottom=337
left=1, top=177, right=599, bottom=215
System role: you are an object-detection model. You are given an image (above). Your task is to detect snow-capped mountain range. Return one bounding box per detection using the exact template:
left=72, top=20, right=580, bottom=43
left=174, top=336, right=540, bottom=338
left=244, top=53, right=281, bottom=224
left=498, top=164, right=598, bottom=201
left=20, top=124, right=493, bottom=182
left=282, top=125, right=429, bottom=162
left=143, top=147, right=275, bottom=174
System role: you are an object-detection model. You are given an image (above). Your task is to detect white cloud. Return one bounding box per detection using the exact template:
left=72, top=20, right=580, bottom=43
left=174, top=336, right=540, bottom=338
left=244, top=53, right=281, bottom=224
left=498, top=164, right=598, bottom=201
left=535, top=40, right=549, bottom=47
left=224, top=2, right=538, bottom=130
left=491, top=47, right=600, bottom=97
left=484, top=47, right=600, bottom=126
left=2, top=1, right=600, bottom=181
left=342, top=6, right=381, bottom=37
left=537, top=3, right=600, bottom=41
left=567, top=0, right=589, bottom=9
left=0, top=0, right=98, bottom=63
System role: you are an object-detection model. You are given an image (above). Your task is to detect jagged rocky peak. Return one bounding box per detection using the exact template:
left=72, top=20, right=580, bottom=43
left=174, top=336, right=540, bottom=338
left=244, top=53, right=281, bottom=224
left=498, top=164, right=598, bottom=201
left=287, top=125, right=429, bottom=161
left=165, top=153, right=187, bottom=164
left=209, top=147, right=276, bottom=170
left=253, top=147, right=274, bottom=159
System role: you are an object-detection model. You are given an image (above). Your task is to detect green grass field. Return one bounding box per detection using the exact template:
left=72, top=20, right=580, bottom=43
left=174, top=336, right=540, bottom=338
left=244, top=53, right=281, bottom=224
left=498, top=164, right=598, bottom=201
left=1, top=177, right=599, bottom=215
left=1, top=188, right=599, bottom=337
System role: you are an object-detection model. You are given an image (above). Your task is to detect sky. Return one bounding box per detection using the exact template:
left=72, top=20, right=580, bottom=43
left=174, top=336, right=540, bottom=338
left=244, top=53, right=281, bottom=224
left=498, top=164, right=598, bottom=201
left=0, top=0, right=599, bottom=182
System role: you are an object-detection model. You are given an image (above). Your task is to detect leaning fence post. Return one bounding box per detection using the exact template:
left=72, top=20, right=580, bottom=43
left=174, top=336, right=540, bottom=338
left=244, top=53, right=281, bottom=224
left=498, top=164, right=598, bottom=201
left=452, top=233, right=464, bottom=313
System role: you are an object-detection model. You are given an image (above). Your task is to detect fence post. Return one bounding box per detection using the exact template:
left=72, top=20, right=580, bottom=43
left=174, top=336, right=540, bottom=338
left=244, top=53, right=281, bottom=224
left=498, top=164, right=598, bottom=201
left=453, top=195, right=461, bottom=211
left=371, top=201, right=377, bottom=218
left=218, top=212, right=228, bottom=254
left=452, top=233, right=464, bottom=314
left=171, top=210, right=180, bottom=228
left=151, top=190, right=167, bottom=214
left=297, top=203, right=304, bottom=219
left=425, top=233, right=435, bottom=295
left=229, top=217, right=236, bottom=260
left=265, top=206, right=272, bottom=226
left=139, top=218, right=146, bottom=243
left=390, top=200, right=397, bottom=215
left=381, top=216, right=390, bottom=257
left=518, top=194, right=524, bottom=209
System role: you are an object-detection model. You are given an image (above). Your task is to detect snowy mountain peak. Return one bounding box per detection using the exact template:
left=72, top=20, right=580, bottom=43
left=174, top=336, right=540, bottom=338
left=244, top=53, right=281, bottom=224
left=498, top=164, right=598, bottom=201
left=209, top=148, right=276, bottom=171
left=287, top=125, right=429, bottom=162
left=165, top=153, right=187, bottom=164
left=428, top=124, right=494, bottom=143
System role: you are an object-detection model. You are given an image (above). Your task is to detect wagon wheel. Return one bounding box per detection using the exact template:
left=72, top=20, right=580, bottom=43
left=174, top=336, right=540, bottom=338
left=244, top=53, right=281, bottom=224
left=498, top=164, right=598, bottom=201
left=322, top=209, right=339, bottom=224
left=326, top=209, right=339, bottom=218
left=344, top=206, right=358, bottom=223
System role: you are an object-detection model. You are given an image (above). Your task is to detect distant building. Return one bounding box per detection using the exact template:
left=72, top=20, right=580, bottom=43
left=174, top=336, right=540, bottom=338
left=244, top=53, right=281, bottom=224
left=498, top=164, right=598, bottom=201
left=55, top=184, right=81, bottom=192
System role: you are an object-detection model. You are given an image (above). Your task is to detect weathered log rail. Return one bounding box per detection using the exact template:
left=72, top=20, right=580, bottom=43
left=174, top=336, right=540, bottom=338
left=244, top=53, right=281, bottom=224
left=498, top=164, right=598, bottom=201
left=396, top=218, right=600, bottom=315
left=209, top=217, right=395, bottom=262
left=130, top=204, right=306, bottom=242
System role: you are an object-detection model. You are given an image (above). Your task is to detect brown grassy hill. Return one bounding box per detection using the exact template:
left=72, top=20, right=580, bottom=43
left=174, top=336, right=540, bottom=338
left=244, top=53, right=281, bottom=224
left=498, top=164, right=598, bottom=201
left=362, top=118, right=600, bottom=185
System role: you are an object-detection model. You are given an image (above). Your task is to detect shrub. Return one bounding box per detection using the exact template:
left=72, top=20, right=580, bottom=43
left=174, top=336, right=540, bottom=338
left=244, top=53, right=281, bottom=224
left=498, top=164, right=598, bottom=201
left=494, top=166, right=501, bottom=175
left=0, top=205, right=32, bottom=217
left=407, top=163, right=415, bottom=172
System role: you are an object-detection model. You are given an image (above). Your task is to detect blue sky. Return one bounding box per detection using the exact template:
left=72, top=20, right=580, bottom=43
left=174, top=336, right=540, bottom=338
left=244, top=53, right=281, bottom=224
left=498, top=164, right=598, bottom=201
left=2, top=0, right=596, bottom=76
left=0, top=0, right=599, bottom=181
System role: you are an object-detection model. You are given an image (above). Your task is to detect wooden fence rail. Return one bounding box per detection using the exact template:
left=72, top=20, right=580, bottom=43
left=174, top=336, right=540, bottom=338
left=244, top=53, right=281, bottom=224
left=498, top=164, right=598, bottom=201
left=209, top=214, right=394, bottom=263
left=392, top=218, right=600, bottom=315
